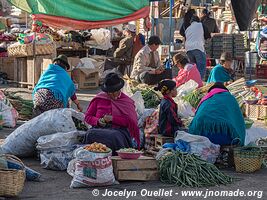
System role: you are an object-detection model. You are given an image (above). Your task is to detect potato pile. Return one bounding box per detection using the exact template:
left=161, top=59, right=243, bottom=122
left=84, top=142, right=109, bottom=152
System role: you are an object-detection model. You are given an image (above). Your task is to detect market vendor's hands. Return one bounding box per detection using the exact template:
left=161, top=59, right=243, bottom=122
left=98, top=118, right=107, bottom=127
left=77, top=103, right=83, bottom=112
left=103, top=114, right=113, bottom=123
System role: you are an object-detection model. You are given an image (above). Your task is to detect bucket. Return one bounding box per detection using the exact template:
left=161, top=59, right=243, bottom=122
left=245, top=51, right=258, bottom=69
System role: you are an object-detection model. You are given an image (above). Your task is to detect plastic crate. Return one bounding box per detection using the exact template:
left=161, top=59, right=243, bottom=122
left=245, top=104, right=267, bottom=120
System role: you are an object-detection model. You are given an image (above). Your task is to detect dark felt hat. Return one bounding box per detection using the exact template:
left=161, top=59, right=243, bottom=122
left=101, top=73, right=125, bottom=93
left=53, top=54, right=70, bottom=70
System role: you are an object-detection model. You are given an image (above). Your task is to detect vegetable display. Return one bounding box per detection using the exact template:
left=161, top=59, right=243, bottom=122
left=84, top=142, right=110, bottom=153
left=158, top=151, right=233, bottom=187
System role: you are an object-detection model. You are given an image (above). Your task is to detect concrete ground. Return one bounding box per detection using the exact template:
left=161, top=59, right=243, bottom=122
left=0, top=84, right=267, bottom=200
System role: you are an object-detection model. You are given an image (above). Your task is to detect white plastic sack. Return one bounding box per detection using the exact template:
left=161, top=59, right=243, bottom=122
left=245, top=126, right=267, bottom=145
left=174, top=98, right=195, bottom=118
left=89, top=28, right=112, bottom=50
left=0, top=101, right=18, bottom=128
left=176, top=80, right=198, bottom=97
left=175, top=131, right=220, bottom=163
left=122, top=80, right=133, bottom=97
left=37, top=131, right=85, bottom=150
left=131, top=91, right=145, bottom=117
left=67, top=146, right=115, bottom=188
left=0, top=108, right=84, bottom=157
left=77, top=58, right=95, bottom=69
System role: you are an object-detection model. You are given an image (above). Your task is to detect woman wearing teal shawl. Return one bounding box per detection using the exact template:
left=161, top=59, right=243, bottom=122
left=189, top=83, right=246, bottom=146
left=33, top=55, right=82, bottom=115
left=206, top=52, right=234, bottom=84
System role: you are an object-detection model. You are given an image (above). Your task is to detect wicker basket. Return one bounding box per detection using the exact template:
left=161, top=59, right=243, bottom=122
left=7, top=42, right=56, bottom=57
left=0, top=155, right=26, bottom=197
left=234, top=147, right=264, bottom=173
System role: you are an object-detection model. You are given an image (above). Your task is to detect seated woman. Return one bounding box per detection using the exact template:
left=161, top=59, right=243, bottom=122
left=154, top=79, right=183, bottom=137
left=33, top=54, right=82, bottom=115
left=206, top=52, right=235, bottom=84
left=172, top=52, right=203, bottom=88
left=83, top=73, right=140, bottom=155
left=189, top=82, right=246, bottom=145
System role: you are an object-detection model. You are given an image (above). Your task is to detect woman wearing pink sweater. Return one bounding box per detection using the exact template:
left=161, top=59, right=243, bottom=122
left=83, top=73, right=140, bottom=155
left=173, top=52, right=203, bottom=88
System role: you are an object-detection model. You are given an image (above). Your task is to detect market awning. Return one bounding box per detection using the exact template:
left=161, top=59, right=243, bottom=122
left=8, top=0, right=150, bottom=30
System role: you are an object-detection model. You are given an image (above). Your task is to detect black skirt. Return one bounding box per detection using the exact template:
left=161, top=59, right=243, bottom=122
left=82, top=127, right=132, bottom=156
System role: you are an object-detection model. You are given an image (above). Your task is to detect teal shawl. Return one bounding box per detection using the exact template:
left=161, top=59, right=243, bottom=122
left=189, top=91, right=246, bottom=145
left=206, top=64, right=231, bottom=84
left=33, top=64, right=75, bottom=107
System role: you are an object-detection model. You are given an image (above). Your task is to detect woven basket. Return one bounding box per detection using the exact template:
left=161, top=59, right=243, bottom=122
left=8, top=42, right=56, bottom=57
left=234, top=147, right=264, bottom=173
left=0, top=155, right=26, bottom=197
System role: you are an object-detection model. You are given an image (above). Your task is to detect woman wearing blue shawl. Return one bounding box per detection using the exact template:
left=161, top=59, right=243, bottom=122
left=206, top=52, right=235, bottom=84
left=33, top=54, right=82, bottom=115
left=189, top=82, right=246, bottom=146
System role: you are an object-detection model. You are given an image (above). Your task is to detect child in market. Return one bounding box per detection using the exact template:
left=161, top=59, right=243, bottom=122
left=154, top=79, right=183, bottom=137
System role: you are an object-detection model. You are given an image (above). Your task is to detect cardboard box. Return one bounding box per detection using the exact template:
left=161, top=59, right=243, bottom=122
left=72, top=68, right=99, bottom=89
left=112, top=156, right=159, bottom=181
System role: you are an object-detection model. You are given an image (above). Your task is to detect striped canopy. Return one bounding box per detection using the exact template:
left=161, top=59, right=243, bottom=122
left=8, top=0, right=150, bottom=30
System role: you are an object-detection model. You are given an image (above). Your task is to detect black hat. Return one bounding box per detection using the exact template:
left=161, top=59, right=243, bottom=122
left=53, top=54, right=70, bottom=70
left=101, top=73, right=125, bottom=93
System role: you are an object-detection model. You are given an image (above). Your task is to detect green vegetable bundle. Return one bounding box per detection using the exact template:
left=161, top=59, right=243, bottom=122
left=4, top=90, right=33, bottom=120
left=158, top=151, right=233, bottom=187
left=182, top=90, right=204, bottom=109
left=141, top=89, right=160, bottom=108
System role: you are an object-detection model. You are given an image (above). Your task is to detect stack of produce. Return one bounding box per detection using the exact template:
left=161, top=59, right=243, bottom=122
left=227, top=78, right=256, bottom=107
left=158, top=151, right=234, bottom=187
left=3, top=90, right=33, bottom=120
left=183, top=79, right=255, bottom=109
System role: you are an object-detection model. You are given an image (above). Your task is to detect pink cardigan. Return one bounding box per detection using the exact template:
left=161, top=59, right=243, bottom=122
left=174, top=63, right=203, bottom=88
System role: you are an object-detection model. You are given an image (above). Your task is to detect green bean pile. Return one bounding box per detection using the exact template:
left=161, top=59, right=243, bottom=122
left=158, top=151, right=233, bottom=187
left=141, top=89, right=160, bottom=108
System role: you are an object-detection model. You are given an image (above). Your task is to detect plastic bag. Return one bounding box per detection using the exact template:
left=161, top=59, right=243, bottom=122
left=0, top=108, right=83, bottom=157
left=36, top=131, right=86, bottom=170
left=176, top=80, right=198, bottom=97
left=122, top=80, right=133, bottom=97
left=175, top=131, right=220, bottom=163
left=0, top=101, right=18, bottom=128
left=174, top=98, right=195, bottom=118
left=67, top=146, right=115, bottom=188
left=131, top=91, right=145, bottom=117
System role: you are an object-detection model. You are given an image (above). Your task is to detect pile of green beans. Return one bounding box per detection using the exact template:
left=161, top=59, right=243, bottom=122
left=158, top=151, right=233, bottom=187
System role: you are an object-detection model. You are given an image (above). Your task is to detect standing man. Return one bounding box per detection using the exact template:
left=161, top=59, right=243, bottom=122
left=131, top=36, right=172, bottom=85
left=185, top=16, right=211, bottom=79
left=200, top=9, right=219, bottom=33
